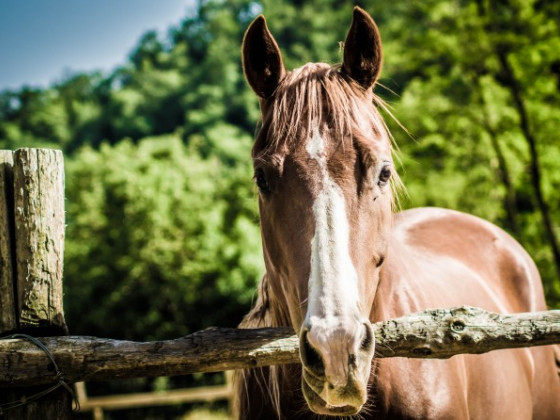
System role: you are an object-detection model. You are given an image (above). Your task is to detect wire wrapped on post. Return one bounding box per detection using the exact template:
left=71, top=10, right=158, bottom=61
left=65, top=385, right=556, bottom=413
left=0, top=334, right=79, bottom=413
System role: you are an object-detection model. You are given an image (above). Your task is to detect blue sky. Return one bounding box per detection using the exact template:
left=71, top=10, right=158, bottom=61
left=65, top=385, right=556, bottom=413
left=0, top=0, right=196, bottom=91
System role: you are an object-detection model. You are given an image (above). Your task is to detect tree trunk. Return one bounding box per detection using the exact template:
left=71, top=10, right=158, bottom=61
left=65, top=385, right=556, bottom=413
left=496, top=52, right=560, bottom=281
left=472, top=80, right=520, bottom=236
left=476, top=0, right=560, bottom=289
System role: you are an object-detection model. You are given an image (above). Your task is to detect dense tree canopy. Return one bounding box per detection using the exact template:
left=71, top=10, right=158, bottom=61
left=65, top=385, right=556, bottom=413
left=1, top=0, right=559, bottom=345
left=64, top=135, right=261, bottom=340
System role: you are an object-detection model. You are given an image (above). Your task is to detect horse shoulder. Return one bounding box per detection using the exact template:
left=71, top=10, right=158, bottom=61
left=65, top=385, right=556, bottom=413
left=371, top=207, right=560, bottom=419
left=381, top=207, right=544, bottom=314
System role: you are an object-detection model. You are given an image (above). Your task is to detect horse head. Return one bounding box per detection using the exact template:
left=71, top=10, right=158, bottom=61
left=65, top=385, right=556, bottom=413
left=242, top=7, right=394, bottom=416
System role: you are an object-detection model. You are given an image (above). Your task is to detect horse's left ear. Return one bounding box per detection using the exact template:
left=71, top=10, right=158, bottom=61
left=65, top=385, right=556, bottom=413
left=242, top=15, right=285, bottom=99
left=342, top=7, right=383, bottom=90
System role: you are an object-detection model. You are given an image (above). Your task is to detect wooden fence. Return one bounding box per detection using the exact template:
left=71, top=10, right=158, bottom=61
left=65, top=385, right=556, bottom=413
left=0, top=149, right=69, bottom=419
left=74, top=377, right=233, bottom=420
left=1, top=148, right=560, bottom=419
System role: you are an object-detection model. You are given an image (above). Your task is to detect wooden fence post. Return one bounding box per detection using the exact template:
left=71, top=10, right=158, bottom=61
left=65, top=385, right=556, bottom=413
left=0, top=149, right=71, bottom=419
left=0, top=151, right=16, bottom=333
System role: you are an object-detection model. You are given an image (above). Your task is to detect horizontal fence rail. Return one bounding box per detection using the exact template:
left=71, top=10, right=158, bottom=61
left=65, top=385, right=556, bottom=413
left=1, top=305, right=560, bottom=387
left=74, top=379, right=233, bottom=412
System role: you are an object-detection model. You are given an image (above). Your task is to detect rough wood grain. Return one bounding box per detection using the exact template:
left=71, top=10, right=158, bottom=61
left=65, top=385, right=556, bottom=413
left=374, top=305, right=560, bottom=358
left=1, top=149, right=71, bottom=419
left=1, top=306, right=559, bottom=387
left=0, top=150, right=16, bottom=333
left=1, top=387, right=71, bottom=420
left=12, top=148, right=67, bottom=334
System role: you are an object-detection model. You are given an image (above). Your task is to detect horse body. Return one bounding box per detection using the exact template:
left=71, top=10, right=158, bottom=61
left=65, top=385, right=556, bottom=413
left=237, top=208, right=560, bottom=419
left=370, top=208, right=560, bottom=419
left=235, top=7, right=560, bottom=419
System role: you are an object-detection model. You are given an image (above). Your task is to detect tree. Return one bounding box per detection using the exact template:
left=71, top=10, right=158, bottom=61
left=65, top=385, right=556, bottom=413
left=64, top=135, right=263, bottom=341
left=364, top=0, right=560, bottom=304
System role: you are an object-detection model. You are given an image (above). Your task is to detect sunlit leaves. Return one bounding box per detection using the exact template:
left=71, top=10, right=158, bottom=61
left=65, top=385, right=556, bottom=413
left=64, top=135, right=263, bottom=340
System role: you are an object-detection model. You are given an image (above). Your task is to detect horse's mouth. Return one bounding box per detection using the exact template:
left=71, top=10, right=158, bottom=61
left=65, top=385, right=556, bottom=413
left=301, top=373, right=363, bottom=416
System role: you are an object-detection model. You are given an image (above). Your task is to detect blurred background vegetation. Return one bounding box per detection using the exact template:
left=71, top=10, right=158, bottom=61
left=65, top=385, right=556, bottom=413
left=1, top=0, right=559, bottom=418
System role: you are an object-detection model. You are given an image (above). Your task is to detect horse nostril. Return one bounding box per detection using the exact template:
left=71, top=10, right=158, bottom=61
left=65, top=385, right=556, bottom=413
left=300, top=330, right=325, bottom=375
left=360, top=322, right=375, bottom=354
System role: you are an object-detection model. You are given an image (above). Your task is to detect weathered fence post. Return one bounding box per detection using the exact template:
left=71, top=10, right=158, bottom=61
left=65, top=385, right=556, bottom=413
left=0, top=149, right=71, bottom=419
left=0, top=151, right=16, bottom=333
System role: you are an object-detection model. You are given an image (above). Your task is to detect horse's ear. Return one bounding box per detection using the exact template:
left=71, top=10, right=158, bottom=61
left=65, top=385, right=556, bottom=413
left=242, top=15, right=285, bottom=99
left=342, top=7, right=383, bottom=90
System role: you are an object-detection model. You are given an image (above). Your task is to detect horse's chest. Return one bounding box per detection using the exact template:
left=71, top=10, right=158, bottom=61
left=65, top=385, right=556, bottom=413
left=369, top=358, right=469, bottom=420
left=369, top=352, right=536, bottom=420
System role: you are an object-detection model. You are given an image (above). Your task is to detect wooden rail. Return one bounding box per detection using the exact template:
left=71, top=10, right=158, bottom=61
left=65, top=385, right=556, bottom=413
left=77, top=383, right=232, bottom=410
left=1, top=306, right=560, bottom=387
left=75, top=373, right=233, bottom=420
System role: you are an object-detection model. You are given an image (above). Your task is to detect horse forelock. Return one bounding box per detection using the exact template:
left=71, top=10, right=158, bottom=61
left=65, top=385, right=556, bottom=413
left=252, top=62, right=389, bottom=157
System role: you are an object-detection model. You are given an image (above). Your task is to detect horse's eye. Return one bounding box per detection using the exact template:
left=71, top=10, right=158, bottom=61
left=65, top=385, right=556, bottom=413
left=254, top=169, right=270, bottom=193
left=378, top=165, right=392, bottom=186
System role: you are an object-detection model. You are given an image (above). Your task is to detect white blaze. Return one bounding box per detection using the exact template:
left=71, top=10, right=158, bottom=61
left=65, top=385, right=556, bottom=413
left=305, top=127, right=360, bottom=326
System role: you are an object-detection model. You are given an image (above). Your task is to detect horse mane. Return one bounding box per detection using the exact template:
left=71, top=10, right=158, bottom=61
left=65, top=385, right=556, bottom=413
left=253, top=62, right=391, bottom=158
left=238, top=274, right=291, bottom=328
left=233, top=275, right=292, bottom=419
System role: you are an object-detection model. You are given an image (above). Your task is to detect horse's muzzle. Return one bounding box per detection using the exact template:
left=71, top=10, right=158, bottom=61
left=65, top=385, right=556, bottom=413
left=299, top=321, right=375, bottom=415
left=301, top=373, right=364, bottom=416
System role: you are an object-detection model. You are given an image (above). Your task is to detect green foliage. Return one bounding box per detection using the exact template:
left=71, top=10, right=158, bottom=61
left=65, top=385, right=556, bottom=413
left=372, top=0, right=560, bottom=303
left=64, top=134, right=262, bottom=340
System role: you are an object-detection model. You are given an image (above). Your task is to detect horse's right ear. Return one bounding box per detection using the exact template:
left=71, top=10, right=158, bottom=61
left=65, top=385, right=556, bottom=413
left=242, top=16, right=285, bottom=99
left=342, top=7, right=383, bottom=90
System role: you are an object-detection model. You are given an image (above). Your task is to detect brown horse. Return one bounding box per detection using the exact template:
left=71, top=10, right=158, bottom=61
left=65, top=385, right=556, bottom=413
left=234, top=7, right=560, bottom=419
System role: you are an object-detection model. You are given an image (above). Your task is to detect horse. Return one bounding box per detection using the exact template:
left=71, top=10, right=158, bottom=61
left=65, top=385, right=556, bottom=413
left=234, top=7, right=560, bottom=419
